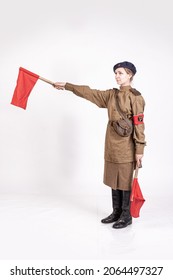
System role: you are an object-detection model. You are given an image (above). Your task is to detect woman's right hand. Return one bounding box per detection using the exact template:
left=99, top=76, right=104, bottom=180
left=53, top=82, right=66, bottom=90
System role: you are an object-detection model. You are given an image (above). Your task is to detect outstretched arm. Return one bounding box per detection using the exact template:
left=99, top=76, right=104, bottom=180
left=53, top=82, right=110, bottom=108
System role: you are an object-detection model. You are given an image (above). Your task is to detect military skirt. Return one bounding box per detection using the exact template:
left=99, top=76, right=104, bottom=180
left=103, top=161, right=135, bottom=191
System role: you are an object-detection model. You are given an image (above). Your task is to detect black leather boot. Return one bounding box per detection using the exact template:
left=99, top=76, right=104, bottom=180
left=101, top=189, right=122, bottom=224
left=112, top=190, right=132, bottom=229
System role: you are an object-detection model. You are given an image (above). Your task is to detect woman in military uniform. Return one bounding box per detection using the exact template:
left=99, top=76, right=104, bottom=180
left=54, top=61, right=146, bottom=229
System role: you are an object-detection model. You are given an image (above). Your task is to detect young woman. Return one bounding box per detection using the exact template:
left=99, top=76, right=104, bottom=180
left=54, top=61, right=146, bottom=229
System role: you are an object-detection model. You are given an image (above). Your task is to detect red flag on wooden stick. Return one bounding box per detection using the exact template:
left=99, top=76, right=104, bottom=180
left=11, top=67, right=39, bottom=109
left=11, top=67, right=55, bottom=109
left=130, top=167, right=145, bottom=218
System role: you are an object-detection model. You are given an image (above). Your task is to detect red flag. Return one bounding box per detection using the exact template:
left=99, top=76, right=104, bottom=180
left=130, top=170, right=145, bottom=218
left=11, top=67, right=39, bottom=109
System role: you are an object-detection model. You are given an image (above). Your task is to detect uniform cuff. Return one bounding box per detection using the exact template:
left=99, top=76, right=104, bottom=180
left=135, top=144, right=145, bottom=154
left=65, top=83, right=74, bottom=91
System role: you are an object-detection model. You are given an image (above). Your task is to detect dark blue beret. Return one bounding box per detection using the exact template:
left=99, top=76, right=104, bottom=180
left=113, top=61, right=137, bottom=75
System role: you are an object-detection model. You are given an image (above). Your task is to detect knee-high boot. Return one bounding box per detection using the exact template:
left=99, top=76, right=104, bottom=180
left=101, top=189, right=122, bottom=223
left=112, top=190, right=132, bottom=229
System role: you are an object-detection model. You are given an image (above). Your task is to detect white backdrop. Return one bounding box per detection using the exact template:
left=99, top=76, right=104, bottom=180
left=0, top=0, right=173, bottom=203
left=0, top=0, right=173, bottom=265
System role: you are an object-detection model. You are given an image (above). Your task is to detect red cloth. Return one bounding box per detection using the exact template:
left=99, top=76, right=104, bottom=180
left=133, top=114, right=144, bottom=125
left=11, top=67, right=39, bottom=109
left=130, top=178, right=145, bottom=218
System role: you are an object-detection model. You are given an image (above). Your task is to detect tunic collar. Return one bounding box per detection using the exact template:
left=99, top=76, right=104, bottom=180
left=119, top=85, right=132, bottom=92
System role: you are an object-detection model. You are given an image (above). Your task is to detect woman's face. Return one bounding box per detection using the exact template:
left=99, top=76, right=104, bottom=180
left=114, top=67, right=132, bottom=86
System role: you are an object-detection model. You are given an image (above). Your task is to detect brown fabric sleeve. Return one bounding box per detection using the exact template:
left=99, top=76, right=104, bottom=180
left=131, top=95, right=146, bottom=154
left=65, top=83, right=111, bottom=108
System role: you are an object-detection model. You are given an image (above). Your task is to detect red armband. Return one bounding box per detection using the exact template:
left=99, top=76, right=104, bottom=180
left=133, top=114, right=144, bottom=125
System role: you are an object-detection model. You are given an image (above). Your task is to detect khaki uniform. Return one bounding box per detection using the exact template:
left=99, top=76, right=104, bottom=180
left=65, top=83, right=146, bottom=190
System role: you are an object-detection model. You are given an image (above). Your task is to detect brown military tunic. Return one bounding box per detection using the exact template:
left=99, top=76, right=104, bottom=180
left=65, top=83, right=146, bottom=190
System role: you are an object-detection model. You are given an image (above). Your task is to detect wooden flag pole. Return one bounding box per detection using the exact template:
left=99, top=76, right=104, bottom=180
left=134, top=166, right=139, bottom=178
left=39, top=76, right=55, bottom=86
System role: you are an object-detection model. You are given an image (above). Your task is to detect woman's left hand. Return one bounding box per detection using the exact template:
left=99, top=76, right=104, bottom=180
left=135, top=154, right=143, bottom=168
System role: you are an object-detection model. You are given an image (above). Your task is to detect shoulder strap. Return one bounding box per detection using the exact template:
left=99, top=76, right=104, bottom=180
left=130, top=88, right=141, bottom=96
left=114, top=89, right=127, bottom=119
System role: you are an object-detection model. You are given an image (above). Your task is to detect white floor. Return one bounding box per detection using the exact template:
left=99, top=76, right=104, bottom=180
left=0, top=192, right=173, bottom=260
